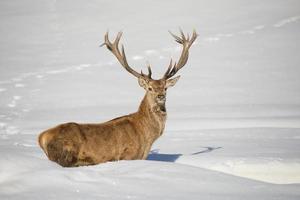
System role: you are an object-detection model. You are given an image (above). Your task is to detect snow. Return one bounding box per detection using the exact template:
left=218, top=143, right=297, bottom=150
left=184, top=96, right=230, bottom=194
left=1, top=0, right=300, bottom=199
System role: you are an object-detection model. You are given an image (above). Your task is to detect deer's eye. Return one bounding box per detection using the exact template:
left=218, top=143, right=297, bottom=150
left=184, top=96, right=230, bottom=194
left=148, top=87, right=153, bottom=91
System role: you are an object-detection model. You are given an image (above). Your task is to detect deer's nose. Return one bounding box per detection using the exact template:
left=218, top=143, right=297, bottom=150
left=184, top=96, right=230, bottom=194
left=157, top=95, right=165, bottom=100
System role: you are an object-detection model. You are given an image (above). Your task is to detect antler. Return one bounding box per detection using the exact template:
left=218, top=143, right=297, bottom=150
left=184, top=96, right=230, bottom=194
left=163, top=29, right=198, bottom=79
left=101, top=31, right=152, bottom=79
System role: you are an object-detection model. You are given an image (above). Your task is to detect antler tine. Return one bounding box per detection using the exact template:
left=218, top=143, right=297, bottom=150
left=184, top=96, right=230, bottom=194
left=114, top=31, right=122, bottom=46
left=163, top=59, right=173, bottom=78
left=141, top=61, right=152, bottom=78
left=190, top=29, right=198, bottom=46
left=168, top=30, right=183, bottom=44
left=101, top=31, right=144, bottom=79
left=163, top=29, right=198, bottom=79
left=100, top=31, right=110, bottom=47
left=179, top=28, right=186, bottom=41
left=146, top=61, right=152, bottom=78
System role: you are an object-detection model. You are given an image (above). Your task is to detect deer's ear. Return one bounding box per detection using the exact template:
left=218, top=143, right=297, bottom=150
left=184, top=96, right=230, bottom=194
left=166, top=76, right=180, bottom=88
left=138, top=77, right=149, bottom=89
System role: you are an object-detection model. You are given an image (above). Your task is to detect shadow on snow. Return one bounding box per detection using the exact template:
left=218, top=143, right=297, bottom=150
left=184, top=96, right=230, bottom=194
left=147, top=147, right=222, bottom=162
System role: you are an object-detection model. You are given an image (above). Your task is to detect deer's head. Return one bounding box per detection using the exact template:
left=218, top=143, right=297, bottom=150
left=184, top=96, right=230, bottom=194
left=101, top=30, right=197, bottom=112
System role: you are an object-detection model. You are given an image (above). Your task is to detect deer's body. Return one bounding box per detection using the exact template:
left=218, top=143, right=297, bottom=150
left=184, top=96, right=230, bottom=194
left=39, top=91, right=166, bottom=167
left=38, top=30, right=197, bottom=167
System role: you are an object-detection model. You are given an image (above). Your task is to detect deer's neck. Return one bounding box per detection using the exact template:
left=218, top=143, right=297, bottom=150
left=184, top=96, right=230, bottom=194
left=136, top=92, right=167, bottom=139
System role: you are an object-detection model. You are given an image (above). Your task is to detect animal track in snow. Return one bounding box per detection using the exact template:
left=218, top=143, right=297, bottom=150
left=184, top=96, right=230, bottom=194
left=7, top=102, right=16, bottom=108
left=223, top=33, right=234, bottom=37
left=239, top=30, right=255, bottom=35
left=1, top=15, right=296, bottom=90
left=11, top=78, right=23, bottom=82
left=215, top=33, right=235, bottom=38
left=75, top=66, right=84, bottom=70
left=273, top=15, right=300, bottom=27
left=201, top=15, right=299, bottom=45
left=21, top=72, right=38, bottom=79
left=144, top=49, right=158, bottom=56
left=46, top=69, right=69, bottom=74
left=132, top=55, right=144, bottom=60
left=14, top=142, right=37, bottom=148
left=80, top=64, right=91, bottom=68
left=14, top=83, right=25, bottom=88
left=7, top=96, right=22, bottom=108
left=204, top=37, right=220, bottom=42
left=5, top=126, right=19, bottom=135
left=254, top=25, right=265, bottom=30
left=76, top=64, right=92, bottom=70
left=22, top=108, right=30, bottom=113
left=36, top=75, right=44, bottom=79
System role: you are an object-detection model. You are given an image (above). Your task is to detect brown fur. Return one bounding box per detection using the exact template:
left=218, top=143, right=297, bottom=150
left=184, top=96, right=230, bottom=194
left=38, top=78, right=180, bottom=167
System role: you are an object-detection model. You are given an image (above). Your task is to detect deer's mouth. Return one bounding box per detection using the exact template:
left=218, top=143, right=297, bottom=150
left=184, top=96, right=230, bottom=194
left=156, top=101, right=166, bottom=113
left=159, top=104, right=166, bottom=112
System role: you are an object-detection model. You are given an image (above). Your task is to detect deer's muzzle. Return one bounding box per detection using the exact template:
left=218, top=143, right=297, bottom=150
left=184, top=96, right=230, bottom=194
left=156, top=94, right=166, bottom=105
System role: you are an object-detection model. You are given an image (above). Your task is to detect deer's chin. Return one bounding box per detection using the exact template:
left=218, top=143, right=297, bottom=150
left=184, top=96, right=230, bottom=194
left=160, top=106, right=166, bottom=113
left=157, top=102, right=166, bottom=113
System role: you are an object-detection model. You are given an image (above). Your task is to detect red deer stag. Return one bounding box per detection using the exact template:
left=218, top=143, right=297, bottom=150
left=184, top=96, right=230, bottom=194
left=38, top=30, right=197, bottom=167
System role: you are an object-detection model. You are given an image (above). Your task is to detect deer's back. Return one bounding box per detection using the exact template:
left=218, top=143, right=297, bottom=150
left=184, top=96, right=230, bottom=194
left=38, top=116, right=146, bottom=167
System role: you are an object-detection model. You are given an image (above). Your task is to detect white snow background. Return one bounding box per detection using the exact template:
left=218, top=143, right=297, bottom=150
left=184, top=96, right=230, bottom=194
left=0, top=0, right=300, bottom=199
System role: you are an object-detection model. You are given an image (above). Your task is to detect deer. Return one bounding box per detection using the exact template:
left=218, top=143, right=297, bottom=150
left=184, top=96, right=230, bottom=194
left=38, top=30, right=197, bottom=167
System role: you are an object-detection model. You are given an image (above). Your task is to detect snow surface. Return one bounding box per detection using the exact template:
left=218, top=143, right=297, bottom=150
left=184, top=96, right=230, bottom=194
left=1, top=0, right=300, bottom=199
